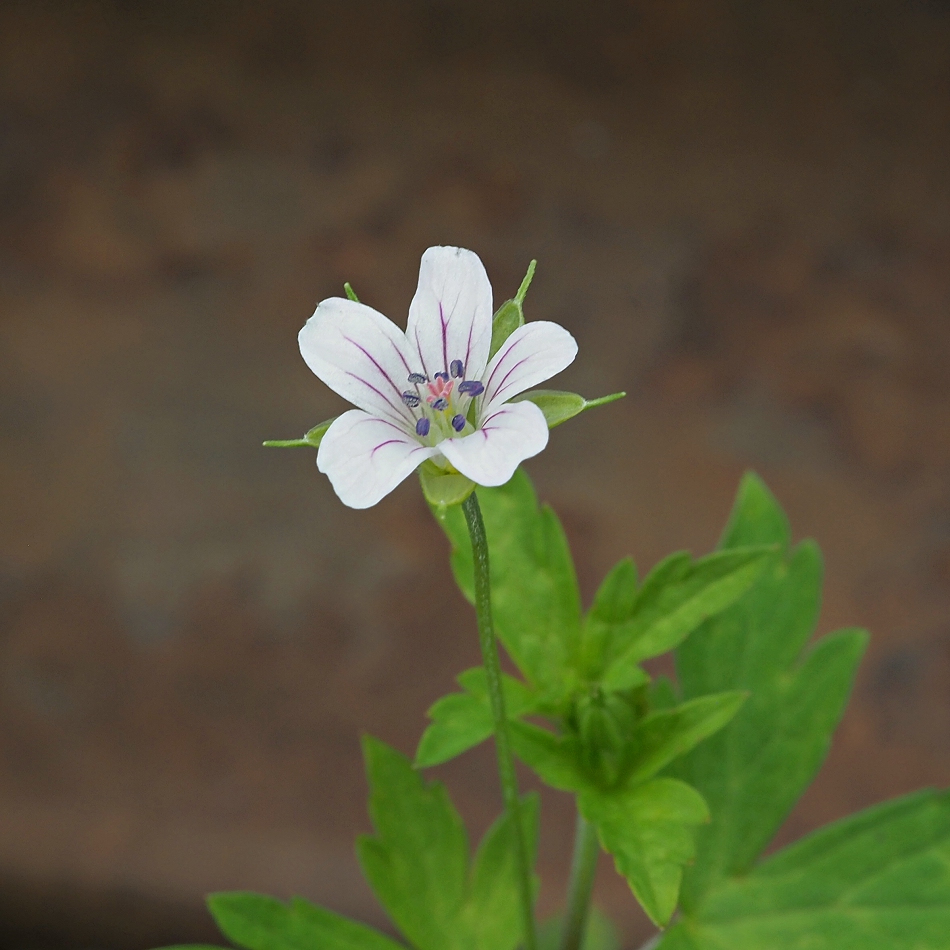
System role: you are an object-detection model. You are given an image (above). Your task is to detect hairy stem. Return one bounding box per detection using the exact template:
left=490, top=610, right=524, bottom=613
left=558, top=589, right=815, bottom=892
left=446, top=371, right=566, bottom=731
left=462, top=492, right=536, bottom=950
left=559, top=810, right=600, bottom=950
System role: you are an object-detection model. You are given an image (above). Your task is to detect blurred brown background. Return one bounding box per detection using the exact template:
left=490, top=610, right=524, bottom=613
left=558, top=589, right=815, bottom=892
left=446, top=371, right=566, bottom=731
left=1, top=0, right=950, bottom=947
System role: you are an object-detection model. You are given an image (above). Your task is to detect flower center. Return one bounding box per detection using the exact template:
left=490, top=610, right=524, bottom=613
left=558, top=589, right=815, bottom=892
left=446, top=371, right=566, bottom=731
left=401, top=361, right=484, bottom=444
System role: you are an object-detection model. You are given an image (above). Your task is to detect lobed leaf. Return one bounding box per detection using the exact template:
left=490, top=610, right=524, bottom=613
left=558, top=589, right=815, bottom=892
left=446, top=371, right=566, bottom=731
left=667, top=473, right=869, bottom=911
left=415, top=668, right=539, bottom=768
left=659, top=789, right=950, bottom=949
left=579, top=778, right=709, bottom=927
left=357, top=736, right=538, bottom=950
left=598, top=547, right=774, bottom=689
left=207, top=892, right=403, bottom=950
left=626, top=692, right=746, bottom=787
left=434, top=470, right=582, bottom=699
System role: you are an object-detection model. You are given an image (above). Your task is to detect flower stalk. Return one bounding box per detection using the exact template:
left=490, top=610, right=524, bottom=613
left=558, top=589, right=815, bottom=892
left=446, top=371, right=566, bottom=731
left=559, top=811, right=600, bottom=950
left=461, top=491, right=537, bottom=950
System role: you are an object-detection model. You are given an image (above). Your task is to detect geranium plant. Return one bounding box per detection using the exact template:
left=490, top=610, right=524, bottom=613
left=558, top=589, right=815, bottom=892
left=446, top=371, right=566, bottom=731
left=161, top=248, right=950, bottom=950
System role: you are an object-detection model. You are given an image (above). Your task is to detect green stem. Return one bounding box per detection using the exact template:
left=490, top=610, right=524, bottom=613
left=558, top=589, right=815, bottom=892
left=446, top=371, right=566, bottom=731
left=462, top=492, right=537, bottom=950
left=559, top=810, right=600, bottom=950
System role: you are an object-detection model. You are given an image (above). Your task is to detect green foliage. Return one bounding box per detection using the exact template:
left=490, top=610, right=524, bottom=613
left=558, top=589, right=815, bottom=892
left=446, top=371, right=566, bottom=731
left=580, top=778, right=709, bottom=927
left=358, top=736, right=539, bottom=950
left=511, top=390, right=626, bottom=428
left=659, top=789, right=950, bottom=949
left=206, top=892, right=402, bottom=950
left=537, top=908, right=621, bottom=950
left=597, top=547, right=774, bottom=690
left=435, top=470, right=583, bottom=700
left=666, top=473, right=869, bottom=910
left=415, top=667, right=539, bottom=768
left=263, top=418, right=336, bottom=449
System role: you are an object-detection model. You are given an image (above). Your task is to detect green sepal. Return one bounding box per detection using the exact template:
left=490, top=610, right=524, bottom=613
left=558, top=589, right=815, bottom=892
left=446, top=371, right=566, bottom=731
left=579, top=778, right=709, bottom=928
left=263, top=418, right=336, bottom=449
left=206, top=892, right=403, bottom=950
left=511, top=390, right=626, bottom=428
left=415, top=667, right=540, bottom=768
left=344, top=281, right=359, bottom=302
left=488, top=260, right=536, bottom=359
left=419, top=460, right=475, bottom=510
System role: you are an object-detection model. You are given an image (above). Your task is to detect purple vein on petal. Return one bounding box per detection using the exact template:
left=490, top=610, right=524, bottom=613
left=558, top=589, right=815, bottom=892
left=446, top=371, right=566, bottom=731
left=343, top=373, right=411, bottom=427
left=440, top=300, right=448, bottom=375
left=490, top=356, right=531, bottom=404
left=484, top=333, right=527, bottom=395
left=370, top=439, right=403, bottom=458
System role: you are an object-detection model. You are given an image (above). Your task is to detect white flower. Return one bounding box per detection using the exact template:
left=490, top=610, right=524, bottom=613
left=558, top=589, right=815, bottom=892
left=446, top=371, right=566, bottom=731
left=298, top=246, right=578, bottom=509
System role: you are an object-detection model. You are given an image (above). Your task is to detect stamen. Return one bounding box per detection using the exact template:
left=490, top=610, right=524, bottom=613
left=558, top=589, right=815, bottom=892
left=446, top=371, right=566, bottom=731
left=416, top=418, right=430, bottom=437
left=434, top=371, right=449, bottom=383
left=431, top=397, right=449, bottom=411
left=451, top=414, right=466, bottom=432
left=401, top=392, right=421, bottom=407
left=458, top=380, right=484, bottom=397
left=408, top=372, right=427, bottom=384
left=450, top=359, right=464, bottom=378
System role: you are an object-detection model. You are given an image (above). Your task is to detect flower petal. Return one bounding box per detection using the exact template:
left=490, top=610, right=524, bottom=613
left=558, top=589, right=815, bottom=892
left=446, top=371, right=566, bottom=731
left=317, top=410, right=439, bottom=509
left=438, top=399, right=549, bottom=487
left=480, top=321, right=578, bottom=414
left=406, top=246, right=493, bottom=384
left=299, top=297, right=418, bottom=430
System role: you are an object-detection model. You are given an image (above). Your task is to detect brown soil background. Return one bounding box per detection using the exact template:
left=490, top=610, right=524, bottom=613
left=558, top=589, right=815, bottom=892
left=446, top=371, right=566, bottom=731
left=1, top=1, right=950, bottom=947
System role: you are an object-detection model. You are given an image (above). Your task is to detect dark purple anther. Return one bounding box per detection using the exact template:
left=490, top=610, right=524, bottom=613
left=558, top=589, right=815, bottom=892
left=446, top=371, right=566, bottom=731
left=458, top=380, right=485, bottom=397
left=408, top=372, right=427, bottom=384
left=416, top=417, right=430, bottom=437
left=435, top=371, right=449, bottom=383
left=450, top=359, right=464, bottom=378
left=401, top=392, right=421, bottom=407
left=452, top=414, right=466, bottom=432
left=432, top=397, right=448, bottom=411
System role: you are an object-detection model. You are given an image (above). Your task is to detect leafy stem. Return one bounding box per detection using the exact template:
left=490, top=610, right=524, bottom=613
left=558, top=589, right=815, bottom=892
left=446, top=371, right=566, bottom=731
left=559, top=810, right=600, bottom=950
left=461, top=492, right=537, bottom=950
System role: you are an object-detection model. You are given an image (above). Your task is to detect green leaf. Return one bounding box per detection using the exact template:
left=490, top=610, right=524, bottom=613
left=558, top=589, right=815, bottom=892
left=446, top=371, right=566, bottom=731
left=579, top=778, right=709, bottom=927
left=418, top=461, right=475, bottom=510
left=626, top=692, right=746, bottom=786
left=207, top=892, right=403, bottom=950
left=357, top=737, right=468, bottom=950
left=465, top=792, right=541, bottom=950
left=415, top=667, right=539, bottom=768
left=488, top=260, right=535, bottom=360
left=357, top=737, right=538, bottom=950
left=434, top=470, right=582, bottom=699
left=668, top=473, right=869, bottom=910
left=659, top=789, right=950, bottom=949
left=263, top=418, right=336, bottom=449
left=581, top=558, right=637, bottom=674
left=598, top=547, right=774, bottom=689
left=155, top=946, right=228, bottom=949
left=511, top=390, right=626, bottom=428
left=510, top=720, right=586, bottom=792
left=537, top=907, right=621, bottom=950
